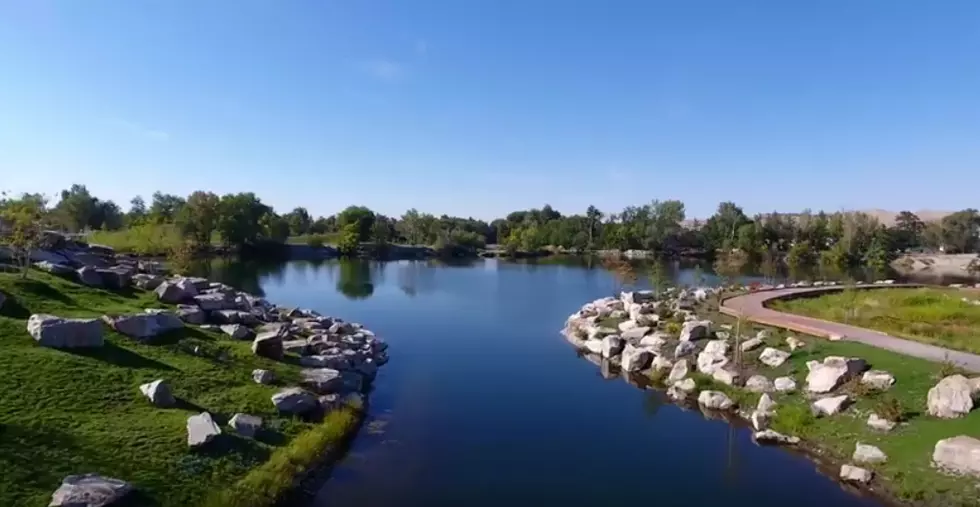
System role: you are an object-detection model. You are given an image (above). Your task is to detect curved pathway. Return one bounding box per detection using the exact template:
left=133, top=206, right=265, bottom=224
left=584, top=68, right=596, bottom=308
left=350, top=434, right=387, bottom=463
left=720, top=284, right=980, bottom=373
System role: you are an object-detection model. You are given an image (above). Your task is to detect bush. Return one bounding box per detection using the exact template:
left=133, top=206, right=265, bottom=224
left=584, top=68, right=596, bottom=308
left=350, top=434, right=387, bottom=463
left=307, top=235, right=325, bottom=248
left=874, top=395, right=906, bottom=422
left=87, top=223, right=184, bottom=255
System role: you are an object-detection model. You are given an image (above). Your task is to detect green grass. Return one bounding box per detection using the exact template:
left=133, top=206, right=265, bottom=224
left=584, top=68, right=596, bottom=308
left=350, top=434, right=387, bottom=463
left=771, top=287, right=980, bottom=354
left=697, top=302, right=980, bottom=505
left=0, top=269, right=355, bottom=506
left=87, top=223, right=186, bottom=255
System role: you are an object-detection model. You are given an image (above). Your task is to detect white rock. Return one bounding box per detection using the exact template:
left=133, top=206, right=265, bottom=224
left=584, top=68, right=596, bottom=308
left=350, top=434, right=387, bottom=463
left=667, top=385, right=688, bottom=401
left=861, top=370, right=895, bottom=390
left=703, top=339, right=730, bottom=357
left=639, top=333, right=668, bottom=352
left=674, top=378, right=697, bottom=393
left=49, top=474, right=133, bottom=507
left=104, top=312, right=183, bottom=341
left=758, top=347, right=790, bottom=368
left=745, top=375, right=773, bottom=393
left=252, top=369, right=274, bottom=385
left=853, top=443, right=888, bottom=464
left=621, top=344, right=653, bottom=372
left=272, top=388, right=319, bottom=414
left=583, top=339, right=604, bottom=355
left=139, top=379, right=175, bottom=407
left=697, top=350, right=729, bottom=375
left=867, top=413, right=896, bottom=432
left=933, top=435, right=980, bottom=478
left=740, top=337, right=764, bottom=352
left=786, top=336, right=805, bottom=351
left=812, top=395, right=850, bottom=416
left=187, top=412, right=221, bottom=447
left=650, top=355, right=673, bottom=371
left=220, top=323, right=254, bottom=340
left=674, top=340, right=697, bottom=358
left=757, top=393, right=777, bottom=414
left=601, top=335, right=625, bottom=358
left=621, top=326, right=650, bottom=341
left=805, top=357, right=867, bottom=393
left=712, top=368, right=739, bottom=386
left=617, top=320, right=638, bottom=332
left=679, top=320, right=710, bottom=341
left=774, top=376, right=797, bottom=393
left=229, top=413, right=263, bottom=437
left=750, top=410, right=769, bottom=431
left=927, top=375, right=978, bottom=418
left=301, top=368, right=343, bottom=393
left=839, top=464, right=873, bottom=484
left=753, top=429, right=799, bottom=445
left=668, top=359, right=689, bottom=383
left=27, top=314, right=104, bottom=348
left=698, top=390, right=734, bottom=411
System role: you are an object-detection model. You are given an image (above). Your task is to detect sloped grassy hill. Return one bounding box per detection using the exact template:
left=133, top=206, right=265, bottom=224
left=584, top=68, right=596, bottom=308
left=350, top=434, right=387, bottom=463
left=0, top=269, right=351, bottom=507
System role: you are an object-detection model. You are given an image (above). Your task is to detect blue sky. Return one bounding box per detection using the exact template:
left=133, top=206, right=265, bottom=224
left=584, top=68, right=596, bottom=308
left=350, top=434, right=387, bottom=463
left=1, top=1, right=978, bottom=220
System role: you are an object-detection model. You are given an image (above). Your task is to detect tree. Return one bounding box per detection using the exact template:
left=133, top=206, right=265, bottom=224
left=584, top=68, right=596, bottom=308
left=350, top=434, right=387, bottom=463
left=284, top=207, right=313, bottom=236
left=786, top=240, right=815, bottom=274
left=53, top=184, right=97, bottom=232
left=126, top=196, right=147, bottom=226
left=260, top=212, right=290, bottom=243
left=337, top=206, right=376, bottom=242
left=92, top=200, right=124, bottom=231
left=940, top=209, right=980, bottom=253
left=216, top=193, right=270, bottom=248
left=704, top=202, right=750, bottom=251
left=176, top=191, right=221, bottom=246
left=891, top=211, right=924, bottom=251
left=585, top=205, right=603, bottom=248
left=148, top=192, right=186, bottom=223
left=336, top=223, right=361, bottom=255
left=0, top=193, right=49, bottom=278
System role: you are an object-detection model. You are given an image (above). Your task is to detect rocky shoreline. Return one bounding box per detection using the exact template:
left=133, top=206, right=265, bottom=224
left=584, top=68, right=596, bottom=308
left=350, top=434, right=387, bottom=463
left=17, top=244, right=389, bottom=507
left=561, top=286, right=980, bottom=504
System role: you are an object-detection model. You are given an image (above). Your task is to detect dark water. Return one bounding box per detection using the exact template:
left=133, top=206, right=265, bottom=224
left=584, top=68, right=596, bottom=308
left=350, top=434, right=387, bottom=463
left=204, top=257, right=881, bottom=507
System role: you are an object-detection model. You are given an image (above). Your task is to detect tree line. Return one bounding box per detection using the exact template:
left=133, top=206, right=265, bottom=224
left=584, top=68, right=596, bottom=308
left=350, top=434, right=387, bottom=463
left=2, top=184, right=979, bottom=270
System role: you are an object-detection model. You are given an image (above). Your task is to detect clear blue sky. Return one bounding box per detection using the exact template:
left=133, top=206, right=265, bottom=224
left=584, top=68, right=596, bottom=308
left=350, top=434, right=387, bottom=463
left=2, top=1, right=978, bottom=220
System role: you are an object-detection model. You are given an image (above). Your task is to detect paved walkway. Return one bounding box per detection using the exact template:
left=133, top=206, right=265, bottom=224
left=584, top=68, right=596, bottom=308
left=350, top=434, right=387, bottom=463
left=720, top=285, right=980, bottom=373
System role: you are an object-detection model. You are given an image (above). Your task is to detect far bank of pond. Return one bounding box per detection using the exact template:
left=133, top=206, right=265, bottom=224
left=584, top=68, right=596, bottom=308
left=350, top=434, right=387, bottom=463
left=189, top=257, right=938, bottom=507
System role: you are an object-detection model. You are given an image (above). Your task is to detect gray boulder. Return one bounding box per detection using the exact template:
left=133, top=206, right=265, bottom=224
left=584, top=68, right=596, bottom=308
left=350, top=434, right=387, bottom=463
left=76, top=266, right=103, bottom=287
left=600, top=335, right=624, bottom=358
left=680, top=320, right=710, bottom=341
left=805, top=357, right=867, bottom=393
left=97, top=267, right=131, bottom=289
left=839, top=464, right=873, bottom=484
left=35, top=260, right=74, bottom=276
left=620, top=344, right=653, bottom=372
left=252, top=369, right=274, bottom=385
left=753, top=429, right=799, bottom=445
left=155, top=282, right=188, bottom=303
left=861, top=370, right=895, bottom=390
left=301, top=368, right=343, bottom=393
left=867, top=413, right=897, bottom=432
left=740, top=337, right=764, bottom=352
left=812, top=395, right=850, bottom=416
left=49, top=474, right=133, bottom=507
left=194, top=293, right=236, bottom=311
left=667, top=359, right=689, bottom=383
left=187, top=412, right=221, bottom=448
left=745, top=375, right=774, bottom=393
left=674, top=340, right=697, bottom=358
left=229, top=413, right=263, bottom=438
left=698, top=390, right=734, bottom=410
left=774, top=376, right=797, bottom=393
left=103, top=312, right=182, bottom=341
left=220, top=324, right=254, bottom=341
left=27, top=314, right=104, bottom=348
left=272, top=387, right=319, bottom=414
left=139, top=379, right=175, bottom=407
left=758, top=347, right=790, bottom=368
left=853, top=443, right=887, bottom=464
left=933, top=435, right=980, bottom=478
left=252, top=331, right=284, bottom=359
left=132, top=273, right=164, bottom=290
left=176, top=305, right=207, bottom=325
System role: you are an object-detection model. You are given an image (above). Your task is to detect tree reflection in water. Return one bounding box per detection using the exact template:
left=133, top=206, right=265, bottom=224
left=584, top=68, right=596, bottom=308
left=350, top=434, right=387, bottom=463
left=337, top=260, right=374, bottom=300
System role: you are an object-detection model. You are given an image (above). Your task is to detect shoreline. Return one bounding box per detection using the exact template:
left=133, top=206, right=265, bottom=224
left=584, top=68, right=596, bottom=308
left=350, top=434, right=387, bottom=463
left=0, top=240, right=389, bottom=507
left=561, top=285, right=980, bottom=507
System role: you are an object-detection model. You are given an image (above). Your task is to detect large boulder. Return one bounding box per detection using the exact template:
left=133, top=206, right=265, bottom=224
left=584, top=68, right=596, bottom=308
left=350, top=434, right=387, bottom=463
left=27, top=314, right=104, bottom=348
left=187, top=412, right=221, bottom=448
left=745, top=375, right=773, bottom=393
left=668, top=359, right=689, bottom=383
left=583, top=339, right=603, bottom=355
left=601, top=335, right=625, bottom=358
left=301, top=368, right=344, bottom=393
left=220, top=324, right=254, bottom=341
left=194, top=293, right=236, bottom=311
left=927, top=375, right=979, bottom=419
left=97, top=267, right=131, bottom=290
left=703, top=339, right=730, bottom=357
left=252, top=331, right=284, bottom=359
left=740, top=337, right=764, bottom=352
left=839, top=464, right=873, bottom=484
left=76, top=266, right=103, bottom=287
left=933, top=436, right=980, bottom=478
left=272, top=387, right=318, bottom=414
left=176, top=304, right=207, bottom=325
left=853, top=443, right=887, bottom=464
left=679, top=320, right=710, bottom=341
left=49, top=474, right=133, bottom=507
left=35, top=260, right=74, bottom=276
left=698, top=390, right=734, bottom=411
left=155, top=281, right=188, bottom=303
left=674, top=340, right=697, bottom=358
left=696, top=350, right=728, bottom=375
left=252, top=369, right=275, bottom=385
left=861, top=370, right=895, bottom=390
left=812, top=395, right=850, bottom=416
left=103, top=312, right=182, bottom=341
left=621, top=326, right=650, bottom=341
left=774, top=377, right=797, bottom=393
left=132, top=273, right=164, bottom=290
left=139, top=379, right=175, bottom=407
left=620, top=344, right=653, bottom=372
left=229, top=413, right=263, bottom=438
left=805, top=357, right=867, bottom=393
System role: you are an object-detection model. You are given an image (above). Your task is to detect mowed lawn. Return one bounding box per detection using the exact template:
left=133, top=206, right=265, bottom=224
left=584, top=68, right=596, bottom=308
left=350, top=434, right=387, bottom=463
left=771, top=287, right=980, bottom=354
left=0, top=269, right=324, bottom=506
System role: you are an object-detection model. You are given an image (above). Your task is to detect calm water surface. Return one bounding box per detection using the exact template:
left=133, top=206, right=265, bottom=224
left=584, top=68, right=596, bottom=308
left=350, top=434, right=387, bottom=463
left=207, top=258, right=881, bottom=507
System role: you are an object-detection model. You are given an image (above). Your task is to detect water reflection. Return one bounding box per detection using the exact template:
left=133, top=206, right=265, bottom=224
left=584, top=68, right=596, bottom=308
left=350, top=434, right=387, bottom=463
left=337, top=261, right=374, bottom=300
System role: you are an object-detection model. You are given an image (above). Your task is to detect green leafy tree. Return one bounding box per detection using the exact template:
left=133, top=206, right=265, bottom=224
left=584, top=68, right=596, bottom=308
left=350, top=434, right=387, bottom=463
left=260, top=212, right=290, bottom=243
left=940, top=209, right=980, bottom=253
left=336, top=223, right=361, bottom=255
left=216, top=193, right=270, bottom=248
left=176, top=191, right=221, bottom=246
left=52, top=184, right=97, bottom=232
left=148, top=192, right=186, bottom=223
left=284, top=207, right=313, bottom=236
left=786, top=240, right=815, bottom=274
left=337, top=206, right=376, bottom=242
left=0, top=193, right=49, bottom=278
left=585, top=205, right=603, bottom=248
left=891, top=211, right=924, bottom=251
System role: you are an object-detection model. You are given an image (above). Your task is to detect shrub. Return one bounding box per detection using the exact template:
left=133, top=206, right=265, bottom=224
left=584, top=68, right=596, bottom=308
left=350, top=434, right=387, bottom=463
left=665, top=322, right=681, bottom=336
left=874, top=395, right=906, bottom=422
left=307, top=235, right=325, bottom=248
left=771, top=403, right=816, bottom=436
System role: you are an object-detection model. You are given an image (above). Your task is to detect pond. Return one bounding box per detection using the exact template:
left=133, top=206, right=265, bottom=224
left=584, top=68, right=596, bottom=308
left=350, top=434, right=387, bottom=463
left=203, top=257, right=882, bottom=507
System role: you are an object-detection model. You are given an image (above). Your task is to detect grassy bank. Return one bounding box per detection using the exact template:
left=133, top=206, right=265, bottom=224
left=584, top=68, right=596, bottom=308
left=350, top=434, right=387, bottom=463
left=0, top=269, right=355, bottom=506
left=688, top=304, right=980, bottom=505
left=87, top=223, right=186, bottom=255
left=770, top=287, right=980, bottom=354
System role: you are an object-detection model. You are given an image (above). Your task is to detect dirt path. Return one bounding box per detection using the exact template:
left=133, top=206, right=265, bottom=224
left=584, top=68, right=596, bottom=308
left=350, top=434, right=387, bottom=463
left=720, top=285, right=980, bottom=373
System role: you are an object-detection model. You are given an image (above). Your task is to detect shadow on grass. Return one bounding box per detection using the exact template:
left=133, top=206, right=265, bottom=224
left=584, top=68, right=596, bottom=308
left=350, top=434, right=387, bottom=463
left=255, top=429, right=288, bottom=447
left=0, top=423, right=84, bottom=502
left=0, top=296, right=31, bottom=319
left=14, top=278, right=75, bottom=305
left=173, top=398, right=207, bottom=413
left=194, top=433, right=271, bottom=467
left=69, top=342, right=176, bottom=371
left=117, top=490, right=162, bottom=507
